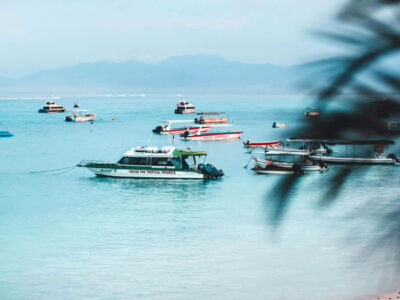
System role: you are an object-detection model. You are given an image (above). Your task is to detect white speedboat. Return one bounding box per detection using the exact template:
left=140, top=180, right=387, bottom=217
left=272, top=122, right=288, bottom=128
left=77, top=146, right=224, bottom=179
left=175, top=99, right=196, bottom=114
left=65, top=110, right=96, bottom=122
left=152, top=120, right=211, bottom=135
left=38, top=101, right=66, bottom=113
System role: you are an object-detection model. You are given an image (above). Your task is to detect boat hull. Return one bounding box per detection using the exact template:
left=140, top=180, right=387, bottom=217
left=309, top=155, right=396, bottom=165
left=161, top=126, right=211, bottom=135
left=252, top=166, right=294, bottom=175
left=86, top=167, right=205, bottom=179
left=38, top=108, right=66, bottom=113
left=243, top=141, right=282, bottom=148
left=253, top=158, right=326, bottom=172
left=195, top=117, right=228, bottom=124
left=175, top=109, right=196, bottom=114
left=66, top=115, right=96, bottom=122
left=0, top=131, right=13, bottom=137
left=184, top=131, right=243, bottom=141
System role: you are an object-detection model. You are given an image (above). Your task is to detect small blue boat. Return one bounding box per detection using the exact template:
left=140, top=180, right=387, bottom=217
left=0, top=131, right=14, bottom=137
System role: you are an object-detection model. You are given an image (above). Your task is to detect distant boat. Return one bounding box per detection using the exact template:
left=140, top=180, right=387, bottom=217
left=252, top=156, right=328, bottom=173
left=304, top=108, right=320, bottom=116
left=272, top=122, right=288, bottom=128
left=152, top=120, right=210, bottom=135
left=0, top=130, right=13, bottom=137
left=175, top=99, right=196, bottom=114
left=73, top=102, right=80, bottom=108
left=243, top=140, right=282, bottom=149
left=194, top=112, right=228, bottom=124
left=291, top=139, right=399, bottom=165
left=38, top=101, right=66, bottom=113
left=65, top=110, right=96, bottom=122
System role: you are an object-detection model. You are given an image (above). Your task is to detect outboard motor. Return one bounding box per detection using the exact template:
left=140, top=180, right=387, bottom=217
left=388, top=153, right=400, bottom=162
left=198, top=163, right=224, bottom=179
left=318, top=161, right=329, bottom=171
left=181, top=130, right=190, bottom=139
left=272, top=122, right=277, bottom=128
left=292, top=163, right=304, bottom=175
left=152, top=126, right=163, bottom=134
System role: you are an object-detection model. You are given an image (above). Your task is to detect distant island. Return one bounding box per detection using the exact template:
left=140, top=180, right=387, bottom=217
left=0, top=55, right=321, bottom=94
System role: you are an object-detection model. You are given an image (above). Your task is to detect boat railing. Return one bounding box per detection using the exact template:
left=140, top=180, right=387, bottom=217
left=77, top=160, right=118, bottom=167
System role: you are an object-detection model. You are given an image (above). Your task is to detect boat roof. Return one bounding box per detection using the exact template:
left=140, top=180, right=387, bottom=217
left=124, top=146, right=207, bottom=157
left=162, top=120, right=194, bottom=123
left=287, top=138, right=395, bottom=145
left=197, top=112, right=225, bottom=115
left=172, top=149, right=207, bottom=156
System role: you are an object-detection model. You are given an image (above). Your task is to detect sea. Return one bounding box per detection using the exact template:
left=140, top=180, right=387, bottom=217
left=0, top=94, right=399, bottom=300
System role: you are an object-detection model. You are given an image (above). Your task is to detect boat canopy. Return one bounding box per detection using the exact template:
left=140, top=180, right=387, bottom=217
left=197, top=112, right=225, bottom=115
left=173, top=149, right=207, bottom=157
left=287, top=138, right=395, bottom=145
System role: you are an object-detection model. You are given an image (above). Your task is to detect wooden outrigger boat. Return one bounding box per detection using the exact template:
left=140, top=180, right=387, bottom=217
left=265, top=139, right=330, bottom=156
left=252, top=155, right=328, bottom=173
left=152, top=120, right=211, bottom=135
left=194, top=112, right=228, bottom=124
left=243, top=140, right=282, bottom=149
left=180, top=124, right=243, bottom=141
left=77, top=146, right=223, bottom=179
left=292, top=139, right=399, bottom=165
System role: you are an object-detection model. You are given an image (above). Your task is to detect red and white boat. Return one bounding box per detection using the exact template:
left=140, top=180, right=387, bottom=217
left=243, top=140, right=282, bottom=148
left=180, top=125, right=243, bottom=141
left=153, top=120, right=211, bottom=135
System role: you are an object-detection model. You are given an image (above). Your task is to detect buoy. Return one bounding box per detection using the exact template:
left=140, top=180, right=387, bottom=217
left=112, top=118, right=115, bottom=121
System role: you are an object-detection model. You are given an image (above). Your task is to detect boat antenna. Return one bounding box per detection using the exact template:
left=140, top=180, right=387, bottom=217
left=145, top=132, right=152, bottom=147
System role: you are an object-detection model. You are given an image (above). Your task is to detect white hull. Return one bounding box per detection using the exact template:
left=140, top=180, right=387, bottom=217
left=74, top=115, right=96, bottom=122
left=253, top=168, right=294, bottom=175
left=309, top=155, right=396, bottom=165
left=88, top=167, right=205, bottom=179
left=179, top=109, right=196, bottom=114
left=254, top=159, right=324, bottom=171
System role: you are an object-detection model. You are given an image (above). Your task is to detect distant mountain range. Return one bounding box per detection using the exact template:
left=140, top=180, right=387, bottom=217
left=0, top=55, right=319, bottom=94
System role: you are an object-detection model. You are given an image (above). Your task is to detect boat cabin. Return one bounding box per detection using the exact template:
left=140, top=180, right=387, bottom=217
left=118, top=146, right=207, bottom=170
left=175, top=99, right=196, bottom=114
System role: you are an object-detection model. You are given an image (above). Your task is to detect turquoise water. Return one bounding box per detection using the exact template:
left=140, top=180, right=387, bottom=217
left=1, top=94, right=399, bottom=299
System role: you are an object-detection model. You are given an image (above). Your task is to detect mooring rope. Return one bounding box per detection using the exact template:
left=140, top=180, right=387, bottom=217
left=29, top=166, right=77, bottom=174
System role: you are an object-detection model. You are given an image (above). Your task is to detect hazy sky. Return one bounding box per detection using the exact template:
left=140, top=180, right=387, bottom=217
left=0, top=0, right=345, bottom=76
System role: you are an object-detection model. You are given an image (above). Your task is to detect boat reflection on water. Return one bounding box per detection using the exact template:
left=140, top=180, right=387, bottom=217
left=86, top=176, right=218, bottom=202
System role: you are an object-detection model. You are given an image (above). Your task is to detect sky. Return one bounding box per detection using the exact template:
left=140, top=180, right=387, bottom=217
left=0, top=0, right=346, bottom=77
